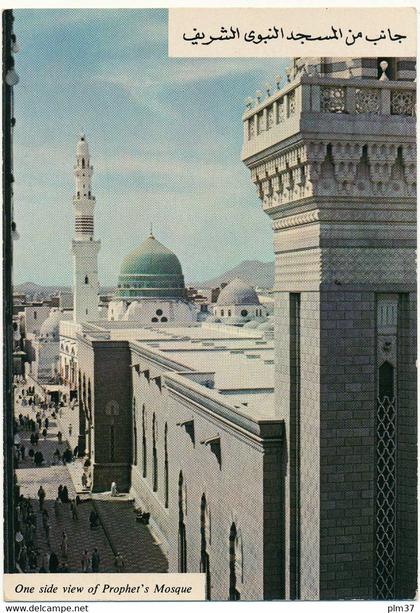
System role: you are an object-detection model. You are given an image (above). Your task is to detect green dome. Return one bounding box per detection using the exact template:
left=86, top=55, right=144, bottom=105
left=115, top=234, right=186, bottom=299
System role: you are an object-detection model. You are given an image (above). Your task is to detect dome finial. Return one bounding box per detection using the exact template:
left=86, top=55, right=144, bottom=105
left=149, top=223, right=154, bottom=239
left=80, top=130, right=85, bottom=141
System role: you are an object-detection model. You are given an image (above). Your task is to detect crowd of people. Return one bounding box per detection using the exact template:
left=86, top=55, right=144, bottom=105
left=13, top=376, right=128, bottom=574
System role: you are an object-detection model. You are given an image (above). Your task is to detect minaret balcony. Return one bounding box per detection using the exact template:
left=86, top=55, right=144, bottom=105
left=241, top=75, right=416, bottom=164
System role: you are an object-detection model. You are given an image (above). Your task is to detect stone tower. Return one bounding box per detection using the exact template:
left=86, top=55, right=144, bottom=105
left=242, top=58, right=416, bottom=599
left=72, top=133, right=100, bottom=323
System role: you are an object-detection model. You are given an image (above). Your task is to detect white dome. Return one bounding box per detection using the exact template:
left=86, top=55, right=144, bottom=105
left=40, top=309, right=72, bottom=339
left=217, top=278, right=260, bottom=307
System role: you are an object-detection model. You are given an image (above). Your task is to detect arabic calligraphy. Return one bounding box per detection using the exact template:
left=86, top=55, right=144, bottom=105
left=182, top=25, right=407, bottom=47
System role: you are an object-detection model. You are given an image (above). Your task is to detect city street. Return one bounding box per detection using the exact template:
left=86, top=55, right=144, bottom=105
left=14, top=383, right=167, bottom=573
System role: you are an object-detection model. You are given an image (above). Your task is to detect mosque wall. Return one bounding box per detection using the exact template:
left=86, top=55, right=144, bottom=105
left=128, top=344, right=283, bottom=601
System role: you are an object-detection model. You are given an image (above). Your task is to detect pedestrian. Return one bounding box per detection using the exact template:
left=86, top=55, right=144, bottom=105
left=34, top=451, right=44, bottom=466
left=70, top=500, right=78, bottom=520
left=60, top=531, right=68, bottom=559
left=42, top=508, right=49, bottom=529
left=61, top=485, right=69, bottom=504
left=28, top=548, right=38, bottom=570
left=30, top=433, right=35, bottom=446
left=91, top=548, right=100, bottom=572
left=81, top=473, right=88, bottom=489
left=54, top=497, right=62, bottom=518
left=45, top=417, right=49, bottom=429
left=81, top=549, right=90, bottom=572
left=68, top=424, right=72, bottom=436
left=19, top=544, right=28, bottom=572
left=42, top=428, right=47, bottom=441
left=114, top=552, right=125, bottom=572
left=45, top=521, right=50, bottom=546
left=37, top=486, right=45, bottom=511
left=57, top=431, right=62, bottom=444
left=42, top=551, right=49, bottom=570
left=20, top=444, right=25, bottom=461
left=49, top=550, right=59, bottom=573
left=89, top=510, right=98, bottom=529
left=58, top=485, right=63, bottom=500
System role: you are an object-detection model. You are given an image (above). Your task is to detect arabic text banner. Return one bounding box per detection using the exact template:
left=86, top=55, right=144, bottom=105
left=168, top=7, right=416, bottom=57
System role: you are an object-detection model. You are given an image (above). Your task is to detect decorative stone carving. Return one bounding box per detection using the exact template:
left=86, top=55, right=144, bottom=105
left=355, top=88, right=380, bottom=114
left=267, top=105, right=274, bottom=129
left=391, top=90, right=416, bottom=117
left=331, top=142, right=362, bottom=190
left=288, top=91, right=296, bottom=116
left=248, top=135, right=415, bottom=211
left=320, top=86, right=345, bottom=113
left=367, top=143, right=397, bottom=187
left=272, top=210, right=319, bottom=230
left=401, top=144, right=417, bottom=188
left=276, top=98, right=285, bottom=124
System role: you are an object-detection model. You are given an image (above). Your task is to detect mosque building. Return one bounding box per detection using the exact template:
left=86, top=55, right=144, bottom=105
left=57, top=54, right=416, bottom=602
left=57, top=134, right=279, bottom=600
left=108, top=230, right=197, bottom=324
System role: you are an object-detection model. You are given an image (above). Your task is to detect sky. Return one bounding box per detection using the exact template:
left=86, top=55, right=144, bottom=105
left=13, top=9, right=289, bottom=286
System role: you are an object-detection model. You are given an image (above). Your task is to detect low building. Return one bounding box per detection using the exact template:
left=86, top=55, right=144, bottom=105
left=70, top=319, right=281, bottom=600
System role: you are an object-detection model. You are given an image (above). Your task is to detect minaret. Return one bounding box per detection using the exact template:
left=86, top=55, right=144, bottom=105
left=71, top=133, right=100, bottom=322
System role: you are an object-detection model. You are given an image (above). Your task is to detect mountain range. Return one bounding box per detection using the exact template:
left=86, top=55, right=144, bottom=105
left=14, top=260, right=275, bottom=296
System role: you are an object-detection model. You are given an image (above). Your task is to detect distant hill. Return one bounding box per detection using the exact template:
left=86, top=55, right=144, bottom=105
left=13, top=282, right=116, bottom=297
left=13, top=282, right=71, bottom=296
left=191, top=260, right=274, bottom=289
left=14, top=261, right=274, bottom=297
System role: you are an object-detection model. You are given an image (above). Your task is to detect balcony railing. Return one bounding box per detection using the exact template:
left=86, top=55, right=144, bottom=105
left=242, top=75, right=416, bottom=160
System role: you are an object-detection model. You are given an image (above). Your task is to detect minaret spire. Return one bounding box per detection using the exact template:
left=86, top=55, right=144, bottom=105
left=149, top=223, right=154, bottom=239
left=71, top=133, right=100, bottom=323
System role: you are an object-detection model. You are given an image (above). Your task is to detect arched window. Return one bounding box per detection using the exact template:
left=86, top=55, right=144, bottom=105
left=82, top=373, right=87, bottom=412
left=133, top=399, right=137, bottom=465
left=87, top=379, right=92, bottom=419
left=85, top=275, right=89, bottom=284
left=161, top=317, right=168, bottom=323
left=142, top=405, right=147, bottom=478
left=151, top=317, right=158, bottom=323
left=152, top=413, right=158, bottom=492
left=241, top=309, right=248, bottom=317
left=178, top=471, right=187, bottom=572
left=156, top=309, right=163, bottom=316
left=82, top=158, right=85, bottom=168
left=200, top=494, right=211, bottom=600
left=229, top=523, right=241, bottom=600
left=164, top=423, right=169, bottom=508
left=228, top=310, right=231, bottom=317
left=221, top=309, right=224, bottom=317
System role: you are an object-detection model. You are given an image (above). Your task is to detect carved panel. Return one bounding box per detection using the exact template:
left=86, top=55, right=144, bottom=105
left=320, top=86, right=345, bottom=113
left=355, top=88, right=380, bottom=114
left=391, top=90, right=416, bottom=117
